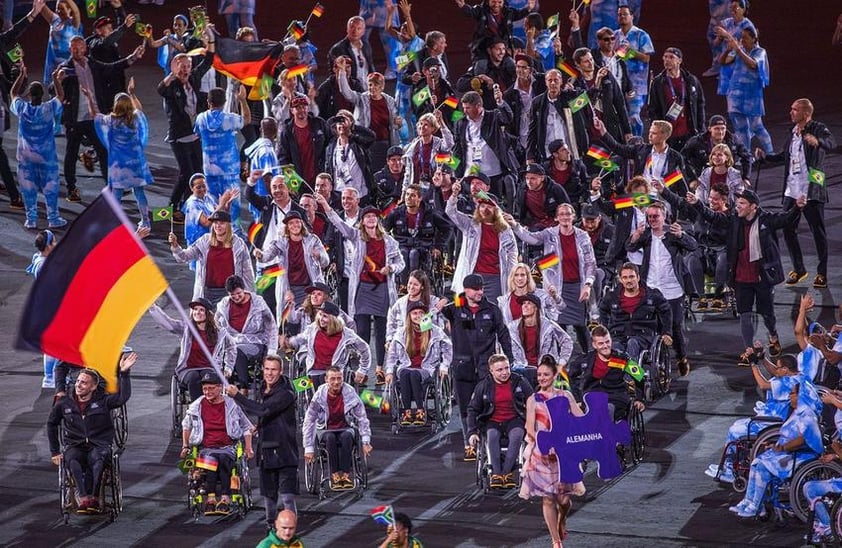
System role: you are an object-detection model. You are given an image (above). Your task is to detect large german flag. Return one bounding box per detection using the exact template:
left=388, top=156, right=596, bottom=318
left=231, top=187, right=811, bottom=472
left=16, top=193, right=168, bottom=392
left=212, top=35, right=284, bottom=87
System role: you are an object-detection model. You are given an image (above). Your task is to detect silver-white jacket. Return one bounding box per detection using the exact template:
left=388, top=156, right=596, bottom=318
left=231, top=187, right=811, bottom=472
left=385, top=294, right=444, bottom=344
left=338, top=69, right=400, bottom=146
left=302, top=383, right=372, bottom=452
left=288, top=322, right=372, bottom=377
left=384, top=324, right=453, bottom=377
left=261, top=234, right=330, bottom=318
left=507, top=317, right=574, bottom=368
left=512, top=225, right=596, bottom=294
left=401, top=127, right=455, bottom=189
left=496, top=288, right=566, bottom=325
left=172, top=234, right=255, bottom=300
left=183, top=395, right=253, bottom=446
left=214, top=292, right=279, bottom=353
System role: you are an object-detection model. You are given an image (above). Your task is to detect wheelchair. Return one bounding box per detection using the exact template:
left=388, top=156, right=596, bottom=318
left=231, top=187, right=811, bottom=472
left=618, top=400, right=646, bottom=468
left=386, top=372, right=452, bottom=435
left=184, top=441, right=253, bottom=519
left=304, top=426, right=368, bottom=500
left=711, top=416, right=783, bottom=492
left=59, top=446, right=122, bottom=523
left=323, top=263, right=341, bottom=305
left=789, top=458, right=842, bottom=523
left=475, top=428, right=526, bottom=494
left=429, top=250, right=451, bottom=297
left=61, top=368, right=129, bottom=448
left=637, top=335, right=673, bottom=402
left=170, top=373, right=190, bottom=439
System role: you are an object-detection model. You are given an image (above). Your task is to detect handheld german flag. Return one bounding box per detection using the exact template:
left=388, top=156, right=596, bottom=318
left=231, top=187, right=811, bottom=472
left=608, top=356, right=627, bottom=369
left=16, top=192, right=168, bottom=392
left=289, top=21, right=306, bottom=41
left=195, top=455, right=219, bottom=472
left=247, top=222, right=264, bottom=246
left=663, top=169, right=684, bottom=187
left=586, top=145, right=611, bottom=161
left=809, top=168, right=825, bottom=186
left=556, top=59, right=579, bottom=79
left=380, top=201, right=397, bottom=218
left=286, top=63, right=309, bottom=79
left=292, top=375, right=314, bottom=393
left=442, top=96, right=459, bottom=109
left=310, top=3, right=325, bottom=18
left=435, top=153, right=461, bottom=170
left=613, top=196, right=634, bottom=209
left=453, top=292, right=465, bottom=307
left=536, top=253, right=560, bottom=270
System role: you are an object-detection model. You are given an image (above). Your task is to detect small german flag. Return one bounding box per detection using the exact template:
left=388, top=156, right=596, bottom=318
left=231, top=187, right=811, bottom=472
left=587, top=145, right=611, bottom=161
left=286, top=63, right=308, bottom=79
left=262, top=264, right=286, bottom=278
left=281, top=302, right=292, bottom=325
left=196, top=455, right=219, bottom=472
left=310, top=3, right=325, bottom=18
left=380, top=201, right=397, bottom=218
left=556, top=59, right=579, bottom=79
left=536, top=253, right=560, bottom=270
left=453, top=292, right=465, bottom=307
left=443, top=96, right=459, bottom=109
left=289, top=21, right=306, bottom=41
left=247, top=222, right=264, bottom=246
left=292, top=375, right=314, bottom=393
left=613, top=196, right=635, bottom=209
left=663, top=169, right=684, bottom=187
left=608, top=356, right=627, bottom=369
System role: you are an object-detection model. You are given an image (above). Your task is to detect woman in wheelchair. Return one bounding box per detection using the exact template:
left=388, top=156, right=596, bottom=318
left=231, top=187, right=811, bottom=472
left=384, top=300, right=452, bottom=426
left=181, top=372, right=254, bottom=515
left=507, top=292, right=573, bottom=389
left=705, top=351, right=802, bottom=483
left=467, top=355, right=533, bottom=489
left=802, top=395, right=842, bottom=539
left=385, top=269, right=447, bottom=347
left=286, top=281, right=356, bottom=333
left=496, top=263, right=564, bottom=325
left=284, top=301, right=371, bottom=388
left=302, top=367, right=373, bottom=489
left=47, top=354, right=136, bottom=513
left=148, top=297, right=236, bottom=401
left=729, top=381, right=824, bottom=518
left=520, top=357, right=586, bottom=548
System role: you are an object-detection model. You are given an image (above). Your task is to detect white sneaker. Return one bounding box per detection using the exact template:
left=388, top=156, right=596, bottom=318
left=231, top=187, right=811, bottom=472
left=24, top=219, right=36, bottom=229
left=42, top=377, right=55, bottom=389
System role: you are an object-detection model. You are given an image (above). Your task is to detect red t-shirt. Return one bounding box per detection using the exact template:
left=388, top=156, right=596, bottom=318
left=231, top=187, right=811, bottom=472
left=525, top=187, right=548, bottom=227
left=326, top=390, right=347, bottom=430
left=313, top=329, right=342, bottom=370
left=205, top=245, right=234, bottom=288
left=287, top=239, right=312, bottom=286
left=709, top=169, right=727, bottom=187
left=410, top=330, right=424, bottom=368
left=666, top=76, right=689, bottom=138
left=414, top=141, right=434, bottom=183
left=508, top=293, right=522, bottom=321
left=736, top=222, right=761, bottom=283
left=200, top=398, right=232, bottom=448
left=187, top=329, right=212, bottom=368
left=490, top=380, right=516, bottom=422
left=592, top=354, right=609, bottom=380
left=370, top=96, right=390, bottom=141
left=293, top=123, right=316, bottom=184
left=560, top=232, right=580, bottom=283
left=619, top=291, right=643, bottom=316
left=228, top=298, right=251, bottom=333
left=475, top=224, right=500, bottom=274
left=523, top=324, right=539, bottom=366
left=406, top=209, right=419, bottom=230
left=551, top=165, right=570, bottom=187
left=361, top=238, right=387, bottom=284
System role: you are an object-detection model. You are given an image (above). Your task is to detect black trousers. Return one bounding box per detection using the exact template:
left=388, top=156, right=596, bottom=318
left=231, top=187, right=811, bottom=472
left=169, top=139, right=203, bottom=208
left=64, top=120, right=108, bottom=190
left=0, top=135, right=19, bottom=201
left=782, top=197, right=827, bottom=276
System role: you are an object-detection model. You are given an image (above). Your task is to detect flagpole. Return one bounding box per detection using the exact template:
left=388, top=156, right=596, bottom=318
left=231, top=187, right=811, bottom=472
left=99, top=189, right=229, bottom=387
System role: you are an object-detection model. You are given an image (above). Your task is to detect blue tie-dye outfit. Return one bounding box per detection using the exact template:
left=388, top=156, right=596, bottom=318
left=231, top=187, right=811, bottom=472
left=726, top=44, right=771, bottom=154
left=244, top=136, right=279, bottom=219
left=733, top=388, right=823, bottom=516
left=614, top=24, right=654, bottom=137
left=715, top=17, right=756, bottom=96
left=394, top=35, right=425, bottom=144
left=194, top=109, right=244, bottom=228
left=25, top=245, right=59, bottom=387
left=359, top=0, right=401, bottom=79
left=44, top=14, right=82, bottom=88
left=11, top=97, right=64, bottom=227
left=587, top=1, right=642, bottom=49
left=183, top=193, right=218, bottom=271
left=705, top=0, right=732, bottom=73
left=94, top=111, right=154, bottom=227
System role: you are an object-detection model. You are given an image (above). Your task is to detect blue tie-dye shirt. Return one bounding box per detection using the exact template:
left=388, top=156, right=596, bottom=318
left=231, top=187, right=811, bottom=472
left=194, top=109, right=244, bottom=179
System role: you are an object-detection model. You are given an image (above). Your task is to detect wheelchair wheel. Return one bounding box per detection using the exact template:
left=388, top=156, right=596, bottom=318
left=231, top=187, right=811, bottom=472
left=237, top=457, right=253, bottom=516
left=475, top=441, right=488, bottom=491
left=103, top=453, right=121, bottom=522
left=388, top=383, right=401, bottom=435
left=59, top=459, right=74, bottom=524
left=296, top=388, right=313, bottom=425
left=437, top=376, right=452, bottom=427
left=355, top=449, right=368, bottom=491
left=653, top=338, right=672, bottom=397
left=628, top=404, right=645, bottom=465
left=112, top=404, right=128, bottom=450
left=304, top=458, right=318, bottom=495
left=790, top=460, right=842, bottom=523
left=749, top=426, right=782, bottom=462
left=324, top=265, right=340, bottom=304
left=831, top=495, right=842, bottom=544
left=170, top=374, right=183, bottom=439
left=430, top=253, right=446, bottom=297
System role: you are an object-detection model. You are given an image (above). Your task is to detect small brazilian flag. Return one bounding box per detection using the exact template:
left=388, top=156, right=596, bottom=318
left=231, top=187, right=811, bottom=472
left=419, top=312, right=434, bottom=332
left=632, top=193, right=652, bottom=207
left=808, top=168, right=825, bottom=186
left=596, top=158, right=619, bottom=172
left=625, top=359, right=644, bottom=382
left=568, top=91, right=590, bottom=114
left=553, top=370, right=570, bottom=390
left=451, top=109, right=465, bottom=123
left=151, top=205, right=173, bottom=222
left=281, top=165, right=305, bottom=193
left=396, top=51, right=417, bottom=71
left=360, top=389, right=383, bottom=409
left=412, top=86, right=431, bottom=107
left=255, top=275, right=276, bottom=294
left=546, top=13, right=559, bottom=28
left=6, top=43, right=22, bottom=63
left=85, top=0, right=97, bottom=18
left=292, top=375, right=314, bottom=393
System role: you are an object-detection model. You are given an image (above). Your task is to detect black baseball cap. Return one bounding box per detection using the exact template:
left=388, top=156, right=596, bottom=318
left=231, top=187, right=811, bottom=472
left=208, top=210, right=231, bottom=223
left=306, top=282, right=332, bottom=295
left=524, top=164, right=546, bottom=176
left=463, top=274, right=484, bottom=290
left=581, top=204, right=601, bottom=219
left=189, top=298, right=214, bottom=311
left=736, top=189, right=760, bottom=205
left=516, top=292, right=542, bottom=309
left=386, top=146, right=404, bottom=158
left=200, top=372, right=222, bottom=385
left=320, top=301, right=342, bottom=316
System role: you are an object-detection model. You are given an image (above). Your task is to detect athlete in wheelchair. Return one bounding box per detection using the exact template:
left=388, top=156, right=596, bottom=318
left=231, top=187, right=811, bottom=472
left=302, top=367, right=372, bottom=494
left=802, top=391, right=842, bottom=541
left=47, top=353, right=136, bottom=517
left=598, top=262, right=674, bottom=399
left=384, top=300, right=452, bottom=432
left=467, top=354, right=533, bottom=490
left=180, top=372, right=255, bottom=516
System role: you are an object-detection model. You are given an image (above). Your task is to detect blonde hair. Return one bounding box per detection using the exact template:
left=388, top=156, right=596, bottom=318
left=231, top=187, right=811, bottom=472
left=359, top=220, right=386, bottom=242
left=283, top=220, right=310, bottom=238
left=651, top=120, right=673, bottom=139
left=209, top=222, right=234, bottom=248
left=507, top=263, right=536, bottom=293
left=404, top=312, right=431, bottom=358
left=111, top=93, right=136, bottom=129
left=472, top=204, right=510, bottom=233
left=417, top=112, right=439, bottom=132
left=710, top=143, right=734, bottom=167
left=318, top=311, right=345, bottom=336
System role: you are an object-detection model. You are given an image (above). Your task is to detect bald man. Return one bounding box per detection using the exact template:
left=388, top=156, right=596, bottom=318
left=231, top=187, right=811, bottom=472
left=257, top=509, right=303, bottom=547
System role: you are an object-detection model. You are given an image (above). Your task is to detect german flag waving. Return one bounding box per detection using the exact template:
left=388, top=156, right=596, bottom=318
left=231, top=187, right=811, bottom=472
left=16, top=193, right=168, bottom=392
left=212, top=35, right=284, bottom=88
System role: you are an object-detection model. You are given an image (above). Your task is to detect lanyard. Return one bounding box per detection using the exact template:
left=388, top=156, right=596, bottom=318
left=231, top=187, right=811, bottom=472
left=666, top=75, right=685, bottom=106
left=415, top=140, right=434, bottom=178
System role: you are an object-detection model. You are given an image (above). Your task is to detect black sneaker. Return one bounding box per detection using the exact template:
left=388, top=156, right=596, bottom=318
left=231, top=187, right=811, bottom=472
left=785, top=270, right=808, bottom=285
left=8, top=197, right=24, bottom=211
left=67, top=187, right=81, bottom=203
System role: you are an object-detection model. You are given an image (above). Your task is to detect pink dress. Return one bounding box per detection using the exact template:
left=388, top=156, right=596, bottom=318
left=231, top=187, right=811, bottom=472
left=519, top=391, right=586, bottom=499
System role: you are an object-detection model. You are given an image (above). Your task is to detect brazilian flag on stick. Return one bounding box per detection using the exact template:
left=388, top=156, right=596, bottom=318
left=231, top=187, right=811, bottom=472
left=281, top=165, right=305, bottom=193
left=151, top=205, right=173, bottom=222
left=809, top=168, right=825, bottom=186
left=292, top=375, right=314, bottom=393
left=625, top=359, right=644, bottom=382
left=568, top=91, right=590, bottom=114
left=412, top=86, right=431, bottom=107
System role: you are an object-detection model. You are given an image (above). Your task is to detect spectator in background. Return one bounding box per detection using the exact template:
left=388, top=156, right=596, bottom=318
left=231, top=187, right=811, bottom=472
left=218, top=0, right=257, bottom=40
left=613, top=4, right=654, bottom=137
left=40, top=0, right=81, bottom=89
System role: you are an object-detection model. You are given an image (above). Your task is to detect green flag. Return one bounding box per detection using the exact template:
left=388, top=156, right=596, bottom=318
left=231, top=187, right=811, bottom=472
left=396, top=51, right=417, bottom=71
left=412, top=86, right=431, bottom=107
left=360, top=389, right=384, bottom=409
left=808, top=168, right=825, bottom=186
left=292, top=375, right=314, bottom=393
left=255, top=275, right=276, bottom=294
left=151, top=205, right=173, bottom=221
left=419, top=313, right=434, bottom=332
left=85, top=0, right=97, bottom=18
left=546, top=13, right=559, bottom=28
left=625, top=359, right=645, bottom=382
left=451, top=109, right=465, bottom=123
left=596, top=158, right=619, bottom=172
left=568, top=91, right=590, bottom=113
left=6, top=43, right=22, bottom=63
left=281, top=164, right=305, bottom=193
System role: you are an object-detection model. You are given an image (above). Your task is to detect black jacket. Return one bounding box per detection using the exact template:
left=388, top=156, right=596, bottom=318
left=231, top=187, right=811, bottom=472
left=764, top=120, right=836, bottom=204
left=459, top=3, right=530, bottom=60
left=244, top=185, right=307, bottom=249
left=85, top=2, right=129, bottom=111
left=502, top=78, right=547, bottom=148
left=599, top=132, right=690, bottom=196
left=573, top=72, right=631, bottom=142
left=626, top=228, right=699, bottom=294
left=659, top=185, right=728, bottom=248
left=453, top=102, right=519, bottom=177
left=59, top=55, right=133, bottom=125
left=527, top=91, right=591, bottom=162
left=598, top=284, right=672, bottom=340
left=540, top=159, right=589, bottom=208
left=277, top=115, right=330, bottom=179
left=324, top=125, right=377, bottom=198
left=409, top=76, right=457, bottom=126
left=691, top=201, right=800, bottom=286
left=329, top=37, right=375, bottom=83
left=571, top=28, right=632, bottom=95
left=232, top=377, right=298, bottom=468
left=47, top=372, right=131, bottom=455
left=315, top=74, right=364, bottom=122
left=647, top=68, right=705, bottom=139
left=515, top=178, right=570, bottom=229
left=569, top=349, right=641, bottom=417
left=371, top=167, right=404, bottom=209
left=594, top=195, right=644, bottom=266
left=578, top=219, right=616, bottom=269
left=455, top=57, right=517, bottom=110
left=157, top=51, right=214, bottom=142
left=441, top=296, right=513, bottom=382
left=324, top=209, right=357, bottom=279
left=401, top=48, right=450, bottom=86
left=680, top=130, right=752, bottom=181
left=0, top=15, right=34, bottom=107
left=382, top=203, right=452, bottom=251
left=466, top=373, right=533, bottom=435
